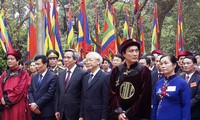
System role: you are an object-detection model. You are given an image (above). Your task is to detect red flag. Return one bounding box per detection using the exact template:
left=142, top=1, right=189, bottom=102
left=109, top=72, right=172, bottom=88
left=175, top=0, right=184, bottom=58
left=27, top=0, right=37, bottom=59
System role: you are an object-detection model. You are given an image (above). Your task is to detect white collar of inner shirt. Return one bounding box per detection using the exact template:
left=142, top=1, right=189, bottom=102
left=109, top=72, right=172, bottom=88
left=66, top=64, right=77, bottom=74
left=91, top=68, right=100, bottom=78
left=186, top=71, right=195, bottom=80
left=41, top=69, right=47, bottom=78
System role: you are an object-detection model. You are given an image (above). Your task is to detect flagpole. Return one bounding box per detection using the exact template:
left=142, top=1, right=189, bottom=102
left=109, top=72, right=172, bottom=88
left=36, top=0, right=44, bottom=55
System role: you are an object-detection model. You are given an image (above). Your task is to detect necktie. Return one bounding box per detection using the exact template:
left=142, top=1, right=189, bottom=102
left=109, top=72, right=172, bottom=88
left=88, top=74, right=94, bottom=85
left=186, top=75, right=189, bottom=83
left=38, top=74, right=43, bottom=87
left=65, top=70, right=71, bottom=89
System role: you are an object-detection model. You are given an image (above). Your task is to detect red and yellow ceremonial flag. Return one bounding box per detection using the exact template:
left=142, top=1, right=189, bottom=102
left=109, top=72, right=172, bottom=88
left=43, top=0, right=53, bottom=55
left=123, top=7, right=130, bottom=41
left=78, top=0, right=92, bottom=60
left=0, top=0, right=13, bottom=52
left=27, top=0, right=37, bottom=59
left=66, top=2, right=74, bottom=49
left=151, top=3, right=159, bottom=52
left=101, top=2, right=116, bottom=59
left=51, top=0, right=64, bottom=59
left=94, top=0, right=101, bottom=53
left=0, top=16, right=12, bottom=52
left=176, top=0, right=184, bottom=58
left=134, top=0, right=145, bottom=55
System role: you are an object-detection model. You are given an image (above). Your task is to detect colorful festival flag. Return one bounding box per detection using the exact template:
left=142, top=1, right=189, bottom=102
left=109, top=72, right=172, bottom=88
left=134, top=0, right=145, bottom=55
left=176, top=0, right=184, bottom=57
left=51, top=0, right=64, bottom=59
left=123, top=7, right=130, bottom=41
left=78, top=0, right=92, bottom=60
left=151, top=3, right=159, bottom=52
left=27, top=0, right=37, bottom=59
left=94, top=0, right=101, bottom=53
left=43, top=0, right=53, bottom=55
left=66, top=2, right=74, bottom=49
left=101, top=2, right=116, bottom=59
left=0, top=0, right=13, bottom=52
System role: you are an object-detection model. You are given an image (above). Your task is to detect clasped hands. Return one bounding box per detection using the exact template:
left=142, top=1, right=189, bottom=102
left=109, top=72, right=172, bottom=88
left=29, top=103, right=41, bottom=114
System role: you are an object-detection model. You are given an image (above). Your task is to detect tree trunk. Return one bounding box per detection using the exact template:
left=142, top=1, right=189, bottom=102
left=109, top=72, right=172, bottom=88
left=36, top=0, right=44, bottom=55
left=155, top=0, right=176, bottom=49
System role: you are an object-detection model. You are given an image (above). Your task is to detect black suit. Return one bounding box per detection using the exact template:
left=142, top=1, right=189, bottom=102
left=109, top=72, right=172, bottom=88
left=29, top=70, right=58, bottom=120
left=182, top=73, right=200, bottom=119
left=80, top=70, right=110, bottom=120
left=55, top=66, right=86, bottom=120
left=151, top=65, right=157, bottom=73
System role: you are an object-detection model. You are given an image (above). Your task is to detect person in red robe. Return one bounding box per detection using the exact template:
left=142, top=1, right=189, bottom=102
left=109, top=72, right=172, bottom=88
left=0, top=49, right=31, bottom=120
left=109, top=39, right=152, bottom=120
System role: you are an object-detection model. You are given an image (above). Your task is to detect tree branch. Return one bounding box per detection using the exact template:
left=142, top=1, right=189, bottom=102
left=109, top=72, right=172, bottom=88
left=90, top=34, right=101, bottom=48
left=11, top=13, right=29, bottom=34
left=102, top=0, right=118, bottom=5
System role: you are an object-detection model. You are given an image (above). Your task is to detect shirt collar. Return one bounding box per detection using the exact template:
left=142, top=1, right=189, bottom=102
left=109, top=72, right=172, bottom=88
left=66, top=64, right=77, bottom=73
left=41, top=69, right=48, bottom=77
left=50, top=65, right=57, bottom=71
left=91, top=68, right=100, bottom=77
left=186, top=71, right=195, bottom=79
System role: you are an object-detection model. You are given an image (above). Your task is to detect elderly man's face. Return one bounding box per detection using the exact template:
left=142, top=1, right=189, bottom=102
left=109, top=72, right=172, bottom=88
left=85, top=54, right=100, bottom=72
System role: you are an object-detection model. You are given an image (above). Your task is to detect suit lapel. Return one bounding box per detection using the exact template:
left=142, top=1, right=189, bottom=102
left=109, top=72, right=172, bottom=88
left=37, top=71, right=49, bottom=90
left=189, top=73, right=197, bottom=84
left=65, top=67, right=79, bottom=92
left=61, top=70, right=67, bottom=90
left=87, top=70, right=101, bottom=89
left=35, top=74, right=40, bottom=89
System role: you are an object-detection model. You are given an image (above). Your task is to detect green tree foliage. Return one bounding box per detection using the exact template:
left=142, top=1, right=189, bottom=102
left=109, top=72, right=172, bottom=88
left=0, top=47, right=7, bottom=74
left=0, top=0, right=199, bottom=65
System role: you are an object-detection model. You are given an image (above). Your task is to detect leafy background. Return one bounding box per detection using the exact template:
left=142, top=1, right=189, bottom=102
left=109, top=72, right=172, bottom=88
left=0, top=0, right=200, bottom=72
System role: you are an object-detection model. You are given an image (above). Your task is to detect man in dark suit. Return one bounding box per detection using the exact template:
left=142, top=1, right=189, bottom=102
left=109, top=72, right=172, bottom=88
left=55, top=49, right=86, bottom=120
left=182, top=56, right=200, bottom=120
left=29, top=55, right=58, bottom=120
left=79, top=52, right=110, bottom=120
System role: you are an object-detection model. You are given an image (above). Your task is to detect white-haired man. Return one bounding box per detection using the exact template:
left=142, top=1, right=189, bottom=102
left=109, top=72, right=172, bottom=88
left=79, top=52, right=110, bottom=120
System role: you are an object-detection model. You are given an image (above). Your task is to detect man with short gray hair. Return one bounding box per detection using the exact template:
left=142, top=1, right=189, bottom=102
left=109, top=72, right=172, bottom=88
left=55, top=49, right=86, bottom=120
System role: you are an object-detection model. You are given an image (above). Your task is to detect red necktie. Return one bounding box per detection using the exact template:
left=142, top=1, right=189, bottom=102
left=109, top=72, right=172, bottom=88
left=186, top=75, right=189, bottom=83
left=65, top=70, right=71, bottom=89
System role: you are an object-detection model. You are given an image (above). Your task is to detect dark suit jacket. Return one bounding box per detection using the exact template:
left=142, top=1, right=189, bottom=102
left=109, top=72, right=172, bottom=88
left=28, top=70, right=58, bottom=119
left=80, top=70, right=110, bottom=120
left=151, top=70, right=159, bottom=105
left=55, top=66, right=86, bottom=120
left=182, top=73, right=200, bottom=119
left=151, top=65, right=157, bottom=73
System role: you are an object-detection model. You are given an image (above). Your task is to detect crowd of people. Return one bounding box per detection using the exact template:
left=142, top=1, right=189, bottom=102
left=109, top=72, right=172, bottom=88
left=0, top=39, right=200, bottom=120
